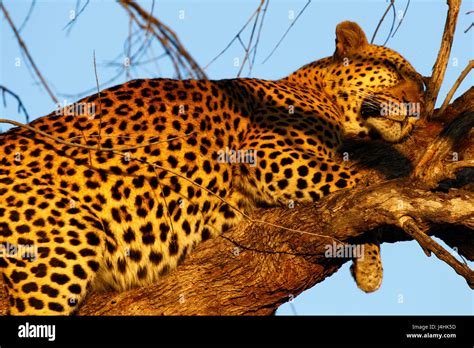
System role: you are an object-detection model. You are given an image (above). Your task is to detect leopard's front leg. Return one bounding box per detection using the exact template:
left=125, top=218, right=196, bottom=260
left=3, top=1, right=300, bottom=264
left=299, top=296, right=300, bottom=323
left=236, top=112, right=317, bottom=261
left=236, top=109, right=383, bottom=292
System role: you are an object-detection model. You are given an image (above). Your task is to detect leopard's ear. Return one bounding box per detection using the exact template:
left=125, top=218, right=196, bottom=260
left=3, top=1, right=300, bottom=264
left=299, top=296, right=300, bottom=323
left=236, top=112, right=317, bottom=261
left=334, top=21, right=368, bottom=58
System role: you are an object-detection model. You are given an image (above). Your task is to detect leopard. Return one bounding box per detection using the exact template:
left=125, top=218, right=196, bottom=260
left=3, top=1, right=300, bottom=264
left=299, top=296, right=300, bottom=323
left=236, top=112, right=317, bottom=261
left=0, top=21, right=425, bottom=315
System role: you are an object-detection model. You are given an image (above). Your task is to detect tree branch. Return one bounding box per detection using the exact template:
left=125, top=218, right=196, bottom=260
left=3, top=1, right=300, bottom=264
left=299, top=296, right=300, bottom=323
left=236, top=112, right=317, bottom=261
left=437, top=59, right=473, bottom=116
left=0, top=3, right=59, bottom=104
left=118, top=0, right=206, bottom=79
left=412, top=110, right=473, bottom=187
left=73, top=180, right=472, bottom=316
left=370, top=0, right=395, bottom=45
left=0, top=85, right=30, bottom=122
left=424, top=0, right=461, bottom=119
left=399, top=216, right=473, bottom=287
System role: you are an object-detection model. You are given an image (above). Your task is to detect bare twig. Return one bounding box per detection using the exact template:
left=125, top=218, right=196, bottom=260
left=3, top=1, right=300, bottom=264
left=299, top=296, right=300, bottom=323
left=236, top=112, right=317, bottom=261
left=424, top=0, right=462, bottom=119
left=370, top=0, right=395, bottom=44
left=0, top=85, right=30, bottom=122
left=262, top=0, right=311, bottom=64
left=93, top=51, right=103, bottom=150
left=400, top=216, right=474, bottom=288
left=382, top=1, right=397, bottom=46
left=63, top=0, right=90, bottom=34
left=126, top=15, right=132, bottom=80
left=205, top=0, right=268, bottom=74
left=120, top=3, right=182, bottom=79
left=391, top=0, right=410, bottom=38
left=66, top=132, right=198, bottom=151
left=437, top=60, right=474, bottom=116
left=465, top=10, right=473, bottom=33
left=59, top=70, right=126, bottom=100
left=0, top=3, right=59, bottom=104
left=119, top=0, right=206, bottom=79
left=18, top=0, right=36, bottom=33
left=249, top=0, right=270, bottom=75
left=128, top=0, right=155, bottom=66
left=0, top=118, right=196, bottom=153
left=237, top=0, right=265, bottom=77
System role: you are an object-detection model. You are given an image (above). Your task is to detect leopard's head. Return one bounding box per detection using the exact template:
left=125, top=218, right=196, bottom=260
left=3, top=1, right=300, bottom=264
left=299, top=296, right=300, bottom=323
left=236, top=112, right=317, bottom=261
left=324, top=21, right=425, bottom=142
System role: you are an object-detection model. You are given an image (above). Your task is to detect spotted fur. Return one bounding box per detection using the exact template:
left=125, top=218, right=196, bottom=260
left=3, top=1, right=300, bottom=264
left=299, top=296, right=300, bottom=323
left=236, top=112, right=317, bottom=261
left=0, top=21, right=424, bottom=314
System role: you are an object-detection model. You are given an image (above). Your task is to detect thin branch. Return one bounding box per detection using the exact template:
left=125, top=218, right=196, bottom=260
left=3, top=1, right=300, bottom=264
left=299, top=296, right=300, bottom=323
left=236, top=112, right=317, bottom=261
left=0, top=3, right=58, bottom=104
left=262, top=0, right=311, bottom=64
left=424, top=0, right=462, bottom=119
left=63, top=0, right=90, bottom=34
left=119, top=0, right=206, bottom=79
left=107, top=52, right=167, bottom=69
left=204, top=0, right=268, bottom=73
left=66, top=132, right=198, bottom=151
left=465, top=10, right=473, bottom=33
left=120, top=3, right=182, bottom=79
left=93, top=51, right=103, bottom=150
left=249, top=0, right=270, bottom=75
left=126, top=14, right=132, bottom=80
left=382, top=1, right=397, bottom=46
left=0, top=85, right=30, bottom=122
left=370, top=0, right=395, bottom=44
left=400, top=216, right=474, bottom=287
left=116, top=1, right=154, bottom=80
left=391, top=0, right=410, bottom=38
left=17, top=0, right=36, bottom=33
left=0, top=118, right=195, bottom=153
left=237, top=0, right=265, bottom=77
left=437, top=59, right=473, bottom=116
left=128, top=0, right=155, bottom=66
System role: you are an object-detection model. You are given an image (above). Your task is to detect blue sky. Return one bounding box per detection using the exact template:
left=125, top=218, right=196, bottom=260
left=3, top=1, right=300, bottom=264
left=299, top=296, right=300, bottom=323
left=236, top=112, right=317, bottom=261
left=1, top=0, right=473, bottom=315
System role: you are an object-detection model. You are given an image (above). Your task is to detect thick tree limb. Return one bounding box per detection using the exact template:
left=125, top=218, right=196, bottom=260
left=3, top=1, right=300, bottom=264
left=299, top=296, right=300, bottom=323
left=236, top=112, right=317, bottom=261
left=75, top=180, right=472, bottom=315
